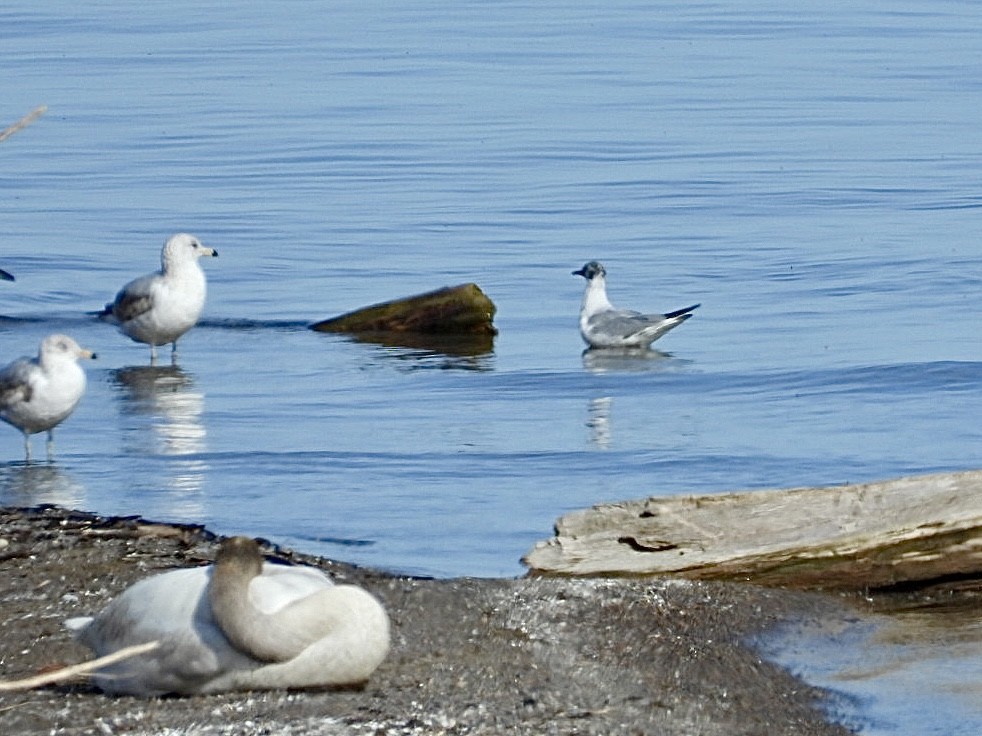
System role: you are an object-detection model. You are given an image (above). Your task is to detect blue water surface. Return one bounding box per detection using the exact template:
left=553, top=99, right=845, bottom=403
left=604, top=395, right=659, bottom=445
left=1, top=3, right=980, bottom=732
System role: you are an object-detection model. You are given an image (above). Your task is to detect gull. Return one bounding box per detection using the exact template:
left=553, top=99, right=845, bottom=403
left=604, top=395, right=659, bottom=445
left=0, top=334, right=96, bottom=461
left=102, top=233, right=218, bottom=363
left=66, top=536, right=391, bottom=696
left=0, top=268, right=13, bottom=282
left=573, top=261, right=699, bottom=349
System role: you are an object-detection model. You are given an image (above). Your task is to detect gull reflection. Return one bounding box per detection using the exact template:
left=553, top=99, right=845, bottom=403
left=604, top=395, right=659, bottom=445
left=581, top=347, right=681, bottom=374
left=587, top=396, right=613, bottom=449
left=582, top=350, right=693, bottom=449
left=112, top=365, right=208, bottom=510
left=0, top=463, right=86, bottom=507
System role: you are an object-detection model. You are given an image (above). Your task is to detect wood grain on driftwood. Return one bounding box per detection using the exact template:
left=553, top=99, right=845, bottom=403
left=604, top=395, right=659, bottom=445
left=524, top=470, right=982, bottom=590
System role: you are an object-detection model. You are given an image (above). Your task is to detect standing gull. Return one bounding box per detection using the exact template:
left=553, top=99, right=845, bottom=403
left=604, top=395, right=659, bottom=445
left=0, top=334, right=96, bottom=461
left=573, top=261, right=699, bottom=349
left=102, top=233, right=218, bottom=363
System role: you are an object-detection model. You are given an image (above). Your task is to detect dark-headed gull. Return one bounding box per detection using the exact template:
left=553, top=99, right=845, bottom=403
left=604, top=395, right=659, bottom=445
left=573, top=261, right=699, bottom=349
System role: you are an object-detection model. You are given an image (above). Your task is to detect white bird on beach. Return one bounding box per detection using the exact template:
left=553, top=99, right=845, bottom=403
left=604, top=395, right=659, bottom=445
left=102, top=233, right=218, bottom=363
left=0, top=334, right=96, bottom=461
left=66, top=536, right=391, bottom=696
left=573, top=261, right=699, bottom=349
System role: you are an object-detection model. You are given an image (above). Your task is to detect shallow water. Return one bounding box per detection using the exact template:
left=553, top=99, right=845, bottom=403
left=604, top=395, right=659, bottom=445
left=766, top=595, right=982, bottom=735
left=1, top=2, right=980, bottom=732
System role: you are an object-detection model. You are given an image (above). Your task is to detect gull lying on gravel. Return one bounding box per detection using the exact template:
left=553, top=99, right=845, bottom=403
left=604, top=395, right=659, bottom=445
left=0, top=334, right=96, bottom=461
left=573, top=261, right=699, bottom=349
left=66, top=536, right=390, bottom=696
left=101, top=233, right=218, bottom=363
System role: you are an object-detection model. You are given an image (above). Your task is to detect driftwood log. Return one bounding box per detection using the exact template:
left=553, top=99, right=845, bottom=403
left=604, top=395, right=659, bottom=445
left=524, top=470, right=982, bottom=590
left=310, top=283, right=497, bottom=336
left=0, top=105, right=46, bottom=144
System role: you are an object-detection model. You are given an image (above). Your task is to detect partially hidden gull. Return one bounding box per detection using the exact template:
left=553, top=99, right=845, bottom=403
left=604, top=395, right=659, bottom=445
left=102, top=233, right=218, bottom=363
left=0, top=334, right=96, bottom=461
left=573, top=261, right=699, bottom=349
left=66, top=536, right=391, bottom=696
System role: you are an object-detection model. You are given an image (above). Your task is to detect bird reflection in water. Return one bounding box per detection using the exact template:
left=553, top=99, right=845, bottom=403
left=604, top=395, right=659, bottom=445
left=587, top=396, right=613, bottom=449
left=0, top=463, right=86, bottom=507
left=582, top=349, right=691, bottom=450
left=112, top=365, right=208, bottom=509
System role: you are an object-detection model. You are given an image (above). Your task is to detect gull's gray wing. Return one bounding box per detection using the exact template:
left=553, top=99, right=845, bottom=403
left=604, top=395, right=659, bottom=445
left=588, top=303, right=700, bottom=342
left=0, top=358, right=35, bottom=407
left=586, top=309, right=670, bottom=340
left=111, top=273, right=158, bottom=323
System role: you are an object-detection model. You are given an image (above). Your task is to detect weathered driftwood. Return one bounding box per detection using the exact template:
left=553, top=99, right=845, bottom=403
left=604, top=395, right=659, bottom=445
left=310, top=283, right=497, bottom=336
left=523, top=470, right=982, bottom=590
left=0, top=105, right=46, bottom=144
left=0, top=641, right=160, bottom=692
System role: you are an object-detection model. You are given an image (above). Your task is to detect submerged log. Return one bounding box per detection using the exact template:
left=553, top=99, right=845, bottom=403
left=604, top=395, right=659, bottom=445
left=523, top=470, right=982, bottom=590
left=310, top=283, right=497, bottom=336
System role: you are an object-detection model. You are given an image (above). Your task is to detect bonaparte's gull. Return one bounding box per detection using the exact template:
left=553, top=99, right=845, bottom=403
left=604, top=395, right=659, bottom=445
left=66, top=536, right=391, bottom=696
left=0, top=334, right=96, bottom=461
left=101, top=233, right=218, bottom=363
left=0, top=268, right=13, bottom=282
left=573, top=261, right=699, bottom=349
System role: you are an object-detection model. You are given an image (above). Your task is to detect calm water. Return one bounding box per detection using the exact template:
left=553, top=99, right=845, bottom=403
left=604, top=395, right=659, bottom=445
left=1, top=1, right=980, bottom=732
left=766, top=596, right=982, bottom=736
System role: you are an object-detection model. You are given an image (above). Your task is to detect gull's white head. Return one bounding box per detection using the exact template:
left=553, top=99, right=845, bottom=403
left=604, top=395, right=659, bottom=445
left=161, top=233, right=219, bottom=270
left=39, top=334, right=97, bottom=363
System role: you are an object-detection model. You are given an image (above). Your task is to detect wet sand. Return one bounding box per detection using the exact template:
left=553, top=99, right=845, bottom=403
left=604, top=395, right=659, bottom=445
left=0, top=506, right=851, bottom=735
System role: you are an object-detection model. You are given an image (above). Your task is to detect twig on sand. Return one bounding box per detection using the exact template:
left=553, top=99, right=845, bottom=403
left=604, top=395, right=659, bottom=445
left=0, top=105, right=47, bottom=144
left=0, top=641, right=159, bottom=692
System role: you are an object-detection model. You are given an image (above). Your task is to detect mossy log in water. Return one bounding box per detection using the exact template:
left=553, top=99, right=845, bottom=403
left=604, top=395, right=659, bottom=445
left=524, top=470, right=982, bottom=591
left=310, top=283, right=497, bottom=335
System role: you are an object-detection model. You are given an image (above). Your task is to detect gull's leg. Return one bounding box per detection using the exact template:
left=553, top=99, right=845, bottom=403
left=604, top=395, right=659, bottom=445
left=46, top=430, right=55, bottom=461
left=23, top=432, right=32, bottom=463
left=149, top=343, right=158, bottom=366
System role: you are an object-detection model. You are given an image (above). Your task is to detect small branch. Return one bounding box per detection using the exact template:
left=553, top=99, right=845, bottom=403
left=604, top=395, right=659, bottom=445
left=0, top=105, right=47, bottom=144
left=0, top=641, right=160, bottom=692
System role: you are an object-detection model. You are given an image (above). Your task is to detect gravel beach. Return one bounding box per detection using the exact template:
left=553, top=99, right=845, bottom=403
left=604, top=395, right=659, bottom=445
left=0, top=506, right=851, bottom=735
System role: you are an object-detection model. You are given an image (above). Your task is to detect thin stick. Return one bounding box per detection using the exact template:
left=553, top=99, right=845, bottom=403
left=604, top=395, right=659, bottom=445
left=0, top=105, right=47, bottom=144
left=0, top=641, right=160, bottom=692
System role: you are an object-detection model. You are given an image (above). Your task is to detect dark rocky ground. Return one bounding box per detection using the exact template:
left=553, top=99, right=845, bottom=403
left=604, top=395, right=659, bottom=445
left=0, top=506, right=855, bottom=735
